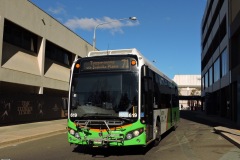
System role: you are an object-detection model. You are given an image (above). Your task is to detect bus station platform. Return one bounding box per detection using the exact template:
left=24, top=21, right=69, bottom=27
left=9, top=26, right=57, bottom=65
left=0, top=111, right=240, bottom=148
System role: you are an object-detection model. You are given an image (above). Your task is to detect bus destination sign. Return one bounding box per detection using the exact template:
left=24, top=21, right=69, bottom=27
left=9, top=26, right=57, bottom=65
left=82, top=58, right=130, bottom=70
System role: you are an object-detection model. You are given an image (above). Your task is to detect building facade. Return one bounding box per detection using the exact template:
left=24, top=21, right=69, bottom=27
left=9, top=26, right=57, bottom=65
left=201, top=0, right=240, bottom=125
left=173, top=75, right=201, bottom=110
left=0, top=0, right=93, bottom=125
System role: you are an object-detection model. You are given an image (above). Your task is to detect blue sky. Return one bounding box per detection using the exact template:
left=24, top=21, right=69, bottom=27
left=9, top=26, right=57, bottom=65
left=30, top=0, right=206, bottom=79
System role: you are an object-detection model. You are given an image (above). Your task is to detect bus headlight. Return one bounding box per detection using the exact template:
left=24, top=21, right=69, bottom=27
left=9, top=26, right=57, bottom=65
left=133, top=130, right=140, bottom=137
left=125, top=128, right=144, bottom=140
left=126, top=133, right=133, bottom=140
left=74, top=132, right=80, bottom=139
left=68, top=128, right=81, bottom=139
left=69, top=129, right=75, bottom=135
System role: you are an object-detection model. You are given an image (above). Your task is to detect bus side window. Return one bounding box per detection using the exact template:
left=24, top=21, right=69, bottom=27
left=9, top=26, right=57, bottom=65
left=143, top=77, right=153, bottom=92
left=143, top=78, right=149, bottom=92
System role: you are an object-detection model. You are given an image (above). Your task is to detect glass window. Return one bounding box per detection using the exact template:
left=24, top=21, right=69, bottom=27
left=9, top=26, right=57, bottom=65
left=209, top=67, right=213, bottom=86
left=45, top=40, right=73, bottom=67
left=221, top=48, right=228, bottom=77
left=3, top=19, right=38, bottom=53
left=70, top=72, right=138, bottom=119
left=214, top=58, right=220, bottom=82
left=202, top=76, right=204, bottom=90
left=204, top=72, right=208, bottom=88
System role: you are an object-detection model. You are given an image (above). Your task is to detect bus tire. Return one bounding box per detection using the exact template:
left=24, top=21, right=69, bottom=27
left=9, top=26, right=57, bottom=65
left=172, top=112, right=178, bottom=131
left=154, top=119, right=161, bottom=146
left=172, top=123, right=177, bottom=131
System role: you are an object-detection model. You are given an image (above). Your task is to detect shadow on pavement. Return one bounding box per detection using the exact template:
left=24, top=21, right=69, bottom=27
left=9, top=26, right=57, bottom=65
left=180, top=110, right=237, bottom=129
left=72, top=144, right=153, bottom=157
left=71, top=128, right=174, bottom=157
left=70, top=110, right=239, bottom=156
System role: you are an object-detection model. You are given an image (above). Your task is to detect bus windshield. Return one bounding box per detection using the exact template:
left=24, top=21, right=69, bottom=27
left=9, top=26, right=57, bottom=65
left=70, top=72, right=138, bottom=121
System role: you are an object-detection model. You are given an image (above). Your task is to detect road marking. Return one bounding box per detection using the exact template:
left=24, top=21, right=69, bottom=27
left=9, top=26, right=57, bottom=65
left=219, top=148, right=240, bottom=160
left=155, top=140, right=189, bottom=152
left=175, top=133, right=201, bottom=160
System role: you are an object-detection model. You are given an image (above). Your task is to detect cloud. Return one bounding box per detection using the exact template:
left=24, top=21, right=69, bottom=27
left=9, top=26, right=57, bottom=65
left=64, top=16, right=139, bottom=33
left=48, top=3, right=66, bottom=15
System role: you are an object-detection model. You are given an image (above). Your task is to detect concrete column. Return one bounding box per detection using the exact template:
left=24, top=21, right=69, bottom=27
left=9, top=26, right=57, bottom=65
left=38, top=87, right=44, bottom=94
left=38, top=37, right=45, bottom=76
left=37, top=37, right=46, bottom=94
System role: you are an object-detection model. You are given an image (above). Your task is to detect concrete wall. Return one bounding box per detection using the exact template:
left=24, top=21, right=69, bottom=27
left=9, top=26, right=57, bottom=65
left=201, top=0, right=230, bottom=93
left=173, top=75, right=201, bottom=109
left=0, top=0, right=93, bottom=94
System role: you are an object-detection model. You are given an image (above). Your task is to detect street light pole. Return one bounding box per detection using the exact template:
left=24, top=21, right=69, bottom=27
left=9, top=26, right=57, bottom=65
left=92, top=16, right=137, bottom=51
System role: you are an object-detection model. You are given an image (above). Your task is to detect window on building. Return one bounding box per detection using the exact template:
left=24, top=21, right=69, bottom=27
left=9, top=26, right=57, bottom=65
left=3, top=19, right=38, bottom=53
left=221, top=48, right=228, bottom=77
left=209, top=66, right=213, bottom=86
left=201, top=15, right=226, bottom=71
left=205, top=71, right=208, bottom=88
left=214, top=58, right=220, bottom=82
left=202, top=76, right=205, bottom=90
left=231, top=29, right=240, bottom=68
left=45, top=40, right=73, bottom=67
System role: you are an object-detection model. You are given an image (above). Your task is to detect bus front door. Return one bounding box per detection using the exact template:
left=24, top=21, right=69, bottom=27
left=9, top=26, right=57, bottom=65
left=142, top=76, right=154, bottom=142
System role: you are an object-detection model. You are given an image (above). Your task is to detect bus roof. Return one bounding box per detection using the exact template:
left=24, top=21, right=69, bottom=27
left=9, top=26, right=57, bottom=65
left=88, top=48, right=140, bottom=57
left=87, top=48, right=176, bottom=86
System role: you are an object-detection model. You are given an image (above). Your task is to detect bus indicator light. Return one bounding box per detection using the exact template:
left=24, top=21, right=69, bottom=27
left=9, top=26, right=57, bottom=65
left=75, top=64, right=80, bottom=69
left=131, top=60, right=136, bottom=66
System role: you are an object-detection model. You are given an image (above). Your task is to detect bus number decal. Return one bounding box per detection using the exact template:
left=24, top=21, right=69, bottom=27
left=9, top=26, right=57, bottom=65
left=128, top=113, right=137, bottom=117
left=70, top=113, right=77, bottom=117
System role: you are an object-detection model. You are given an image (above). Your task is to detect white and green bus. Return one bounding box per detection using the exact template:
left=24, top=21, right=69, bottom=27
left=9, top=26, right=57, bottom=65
left=67, top=48, right=179, bottom=147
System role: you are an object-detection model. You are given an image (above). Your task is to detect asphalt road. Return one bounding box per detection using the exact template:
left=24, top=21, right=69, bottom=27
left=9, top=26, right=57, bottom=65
left=1, top=112, right=240, bottom=160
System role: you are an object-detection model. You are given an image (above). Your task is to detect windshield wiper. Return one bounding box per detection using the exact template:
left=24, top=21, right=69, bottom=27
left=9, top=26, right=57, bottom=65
left=80, top=113, right=117, bottom=119
left=81, top=114, right=133, bottom=122
left=82, top=113, right=114, bottom=117
left=115, top=116, right=133, bottom=122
